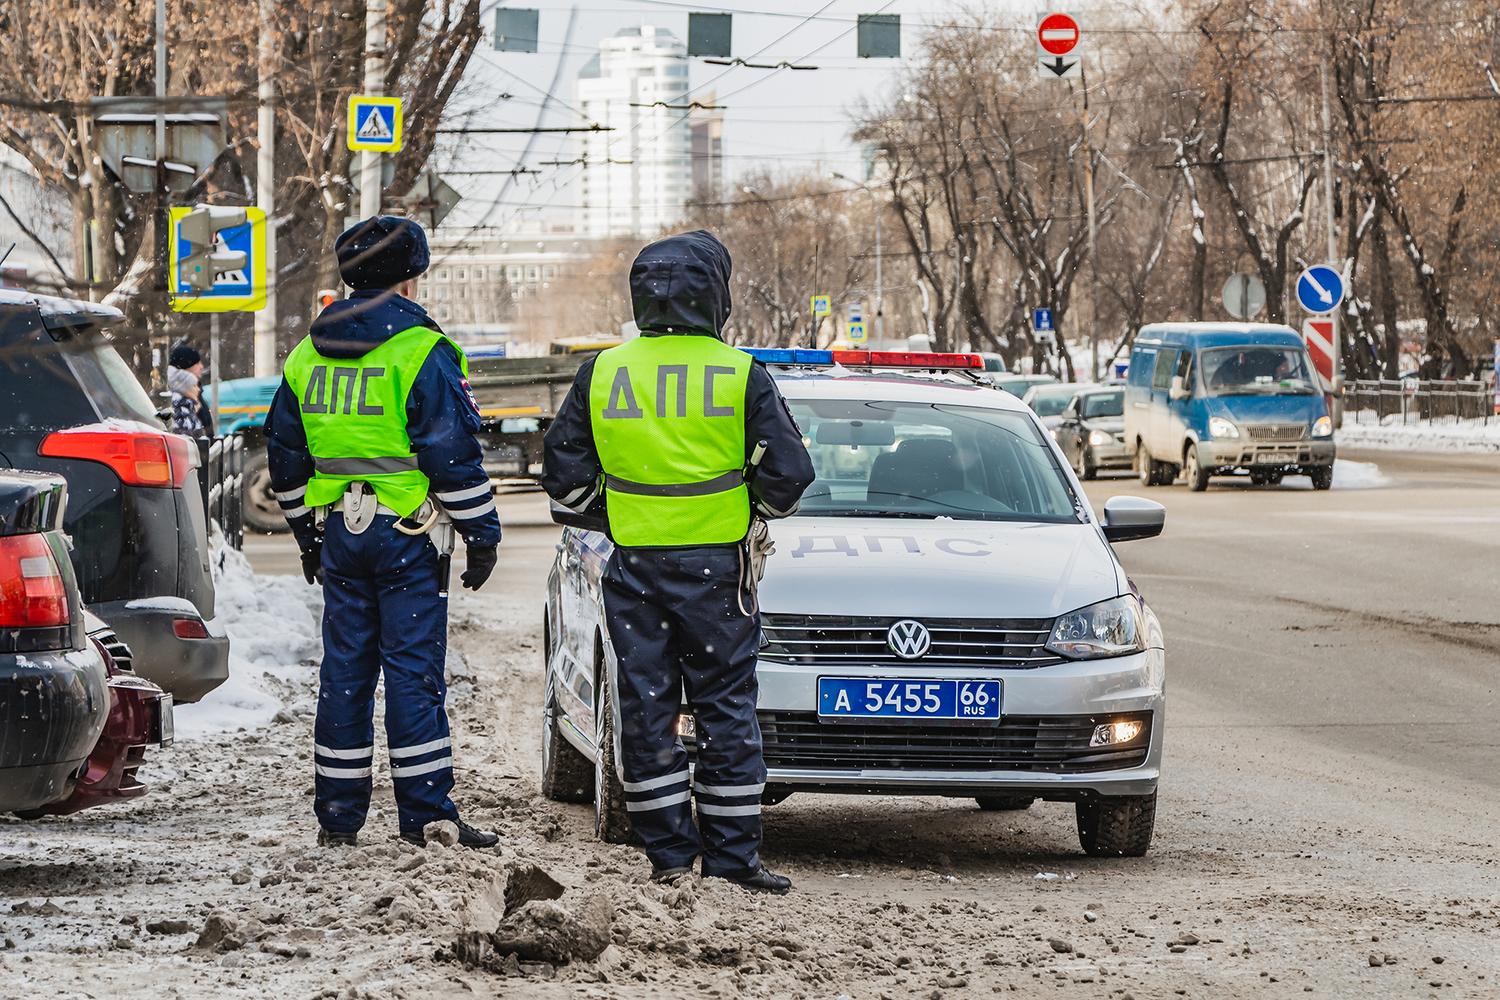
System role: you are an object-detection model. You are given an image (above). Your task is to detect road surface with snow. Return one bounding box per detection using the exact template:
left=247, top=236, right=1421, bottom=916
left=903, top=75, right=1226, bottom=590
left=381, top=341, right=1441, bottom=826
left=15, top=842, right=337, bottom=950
left=2, top=450, right=1497, bottom=998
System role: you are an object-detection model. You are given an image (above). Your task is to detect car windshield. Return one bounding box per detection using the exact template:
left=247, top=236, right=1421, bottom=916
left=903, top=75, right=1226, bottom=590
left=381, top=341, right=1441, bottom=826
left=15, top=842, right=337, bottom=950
left=1027, top=389, right=1076, bottom=417
left=1080, top=390, right=1124, bottom=418
left=786, top=397, right=1080, bottom=523
left=1201, top=346, right=1316, bottom=396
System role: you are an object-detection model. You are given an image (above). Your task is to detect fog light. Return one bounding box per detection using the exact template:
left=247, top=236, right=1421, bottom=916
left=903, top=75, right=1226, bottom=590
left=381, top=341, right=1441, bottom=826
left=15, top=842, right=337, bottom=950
left=1090, top=719, right=1143, bottom=747
left=677, top=713, right=696, bottom=740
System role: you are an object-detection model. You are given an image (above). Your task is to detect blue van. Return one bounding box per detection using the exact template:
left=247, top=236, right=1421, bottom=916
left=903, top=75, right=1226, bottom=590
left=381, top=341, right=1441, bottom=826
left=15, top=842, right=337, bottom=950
left=1124, top=323, right=1335, bottom=491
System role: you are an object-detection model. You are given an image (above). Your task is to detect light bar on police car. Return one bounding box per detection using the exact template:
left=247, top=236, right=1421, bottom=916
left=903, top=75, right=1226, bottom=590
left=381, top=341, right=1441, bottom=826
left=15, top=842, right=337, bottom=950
left=741, top=348, right=983, bottom=369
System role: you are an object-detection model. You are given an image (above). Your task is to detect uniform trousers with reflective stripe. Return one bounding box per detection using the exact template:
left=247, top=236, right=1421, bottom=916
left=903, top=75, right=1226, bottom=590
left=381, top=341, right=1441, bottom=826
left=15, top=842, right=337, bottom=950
left=314, top=511, right=460, bottom=837
left=601, top=545, right=766, bottom=876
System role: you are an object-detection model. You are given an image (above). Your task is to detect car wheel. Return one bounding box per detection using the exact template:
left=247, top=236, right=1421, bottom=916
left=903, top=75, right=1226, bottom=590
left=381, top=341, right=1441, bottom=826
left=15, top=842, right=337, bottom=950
left=1309, top=466, right=1333, bottom=490
left=1081, top=448, right=1098, bottom=481
left=541, top=667, right=593, bottom=804
left=240, top=447, right=291, bottom=535
left=1185, top=448, right=1210, bottom=492
left=975, top=794, right=1035, bottom=811
left=1076, top=791, right=1156, bottom=857
left=593, top=660, right=636, bottom=845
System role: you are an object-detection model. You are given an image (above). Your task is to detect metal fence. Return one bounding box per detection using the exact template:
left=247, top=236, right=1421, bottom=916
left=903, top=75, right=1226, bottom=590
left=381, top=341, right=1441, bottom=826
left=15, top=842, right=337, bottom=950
left=1345, top=379, right=1495, bottom=425
left=197, top=434, right=245, bottom=550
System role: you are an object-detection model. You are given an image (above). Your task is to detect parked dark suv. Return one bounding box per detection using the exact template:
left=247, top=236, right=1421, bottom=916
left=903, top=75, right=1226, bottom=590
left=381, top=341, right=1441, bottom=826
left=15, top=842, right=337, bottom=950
left=0, top=289, right=229, bottom=701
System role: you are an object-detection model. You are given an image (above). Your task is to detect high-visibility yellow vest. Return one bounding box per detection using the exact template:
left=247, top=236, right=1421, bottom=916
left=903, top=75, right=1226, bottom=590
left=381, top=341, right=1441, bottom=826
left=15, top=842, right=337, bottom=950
left=589, top=335, right=751, bottom=546
left=282, top=325, right=467, bottom=516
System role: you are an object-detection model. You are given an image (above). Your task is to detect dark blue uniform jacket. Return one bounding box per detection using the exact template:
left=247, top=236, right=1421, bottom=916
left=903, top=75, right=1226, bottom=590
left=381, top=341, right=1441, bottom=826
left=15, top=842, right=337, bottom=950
left=265, top=290, right=502, bottom=551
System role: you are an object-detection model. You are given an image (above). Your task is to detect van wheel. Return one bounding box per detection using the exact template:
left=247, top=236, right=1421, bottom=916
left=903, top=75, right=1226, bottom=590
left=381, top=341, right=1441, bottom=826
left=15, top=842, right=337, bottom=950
left=1309, top=466, right=1334, bottom=491
left=241, top=448, right=290, bottom=535
left=541, top=670, right=594, bottom=804
left=1076, top=792, right=1156, bottom=857
left=593, top=662, right=636, bottom=845
left=1080, top=448, right=1098, bottom=481
left=1184, top=448, right=1211, bottom=492
left=976, top=794, right=1035, bottom=811
left=1136, top=447, right=1159, bottom=487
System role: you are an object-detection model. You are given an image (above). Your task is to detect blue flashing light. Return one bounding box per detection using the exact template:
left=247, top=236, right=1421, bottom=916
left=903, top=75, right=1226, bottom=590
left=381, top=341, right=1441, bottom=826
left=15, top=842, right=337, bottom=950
left=741, top=348, right=834, bottom=365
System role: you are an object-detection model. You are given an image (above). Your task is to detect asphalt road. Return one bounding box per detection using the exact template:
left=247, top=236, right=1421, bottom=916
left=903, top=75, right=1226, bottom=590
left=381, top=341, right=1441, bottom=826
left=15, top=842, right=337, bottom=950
left=226, top=448, right=1500, bottom=995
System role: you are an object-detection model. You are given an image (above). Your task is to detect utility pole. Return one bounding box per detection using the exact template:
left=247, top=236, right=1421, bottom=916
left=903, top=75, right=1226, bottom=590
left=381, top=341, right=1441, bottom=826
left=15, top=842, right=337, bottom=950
left=1081, top=69, right=1100, bottom=382
left=152, top=0, right=168, bottom=388
left=873, top=196, right=884, bottom=346
left=1320, top=64, right=1342, bottom=425
left=359, top=0, right=387, bottom=219
left=254, top=0, right=278, bottom=376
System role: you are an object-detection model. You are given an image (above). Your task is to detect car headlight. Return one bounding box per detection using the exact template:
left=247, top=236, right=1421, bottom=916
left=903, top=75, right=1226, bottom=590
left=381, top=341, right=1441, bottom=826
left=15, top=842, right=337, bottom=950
left=1311, top=415, right=1333, bottom=438
left=1208, top=416, right=1239, bottom=439
left=1046, top=596, right=1145, bottom=660
left=1088, top=429, right=1112, bottom=447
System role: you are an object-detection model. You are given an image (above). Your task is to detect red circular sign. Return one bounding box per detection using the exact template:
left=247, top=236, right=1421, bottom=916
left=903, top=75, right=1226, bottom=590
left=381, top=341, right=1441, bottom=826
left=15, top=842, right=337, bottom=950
left=1038, top=13, right=1080, bottom=56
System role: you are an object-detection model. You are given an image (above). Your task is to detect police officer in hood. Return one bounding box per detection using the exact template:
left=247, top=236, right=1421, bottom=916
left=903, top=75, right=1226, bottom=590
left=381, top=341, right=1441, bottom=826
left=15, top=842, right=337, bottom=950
left=542, top=231, right=814, bottom=893
left=265, top=216, right=501, bottom=849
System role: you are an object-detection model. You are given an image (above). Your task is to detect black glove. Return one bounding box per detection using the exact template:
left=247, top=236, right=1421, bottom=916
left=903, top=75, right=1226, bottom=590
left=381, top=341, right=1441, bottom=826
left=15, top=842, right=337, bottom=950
left=460, top=545, right=497, bottom=591
left=300, top=545, right=323, bottom=586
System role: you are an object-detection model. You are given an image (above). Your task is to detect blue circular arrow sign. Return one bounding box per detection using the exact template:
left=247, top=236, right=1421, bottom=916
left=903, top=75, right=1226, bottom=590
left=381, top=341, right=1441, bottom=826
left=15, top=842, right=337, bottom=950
left=1296, top=264, right=1344, bottom=315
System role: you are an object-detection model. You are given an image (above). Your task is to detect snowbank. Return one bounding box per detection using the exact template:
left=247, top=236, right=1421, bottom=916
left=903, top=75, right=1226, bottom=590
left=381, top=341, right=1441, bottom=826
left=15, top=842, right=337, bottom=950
left=1275, top=458, right=1391, bottom=490
left=173, top=545, right=323, bottom=739
left=1338, top=417, right=1500, bottom=453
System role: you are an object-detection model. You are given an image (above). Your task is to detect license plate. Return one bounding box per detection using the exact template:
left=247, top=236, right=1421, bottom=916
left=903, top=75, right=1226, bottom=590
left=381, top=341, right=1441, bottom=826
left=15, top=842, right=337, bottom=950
left=154, top=693, right=175, bottom=747
left=817, top=677, right=1001, bottom=721
left=1260, top=451, right=1296, bottom=464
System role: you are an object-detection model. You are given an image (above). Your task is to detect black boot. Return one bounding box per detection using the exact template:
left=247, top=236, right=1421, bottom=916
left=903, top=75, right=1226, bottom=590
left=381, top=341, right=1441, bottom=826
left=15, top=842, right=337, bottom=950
left=707, top=864, right=791, bottom=895
left=318, top=828, right=358, bottom=847
left=400, top=817, right=499, bottom=849
left=651, top=866, right=694, bottom=884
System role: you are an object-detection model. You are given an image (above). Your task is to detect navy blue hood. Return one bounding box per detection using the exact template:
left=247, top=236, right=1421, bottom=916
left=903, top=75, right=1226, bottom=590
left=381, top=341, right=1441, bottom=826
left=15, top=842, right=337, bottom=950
left=630, top=230, right=733, bottom=337
left=308, top=289, right=442, bottom=358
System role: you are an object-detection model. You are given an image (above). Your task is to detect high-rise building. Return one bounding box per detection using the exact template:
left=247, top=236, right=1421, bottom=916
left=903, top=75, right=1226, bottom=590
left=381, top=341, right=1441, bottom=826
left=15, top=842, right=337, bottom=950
left=577, top=25, right=692, bottom=238
left=689, top=92, right=725, bottom=203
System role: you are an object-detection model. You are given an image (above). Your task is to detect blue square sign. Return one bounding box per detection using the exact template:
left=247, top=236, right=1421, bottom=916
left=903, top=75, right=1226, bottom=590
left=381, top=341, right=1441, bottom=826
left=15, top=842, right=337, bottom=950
left=1033, top=307, right=1053, bottom=332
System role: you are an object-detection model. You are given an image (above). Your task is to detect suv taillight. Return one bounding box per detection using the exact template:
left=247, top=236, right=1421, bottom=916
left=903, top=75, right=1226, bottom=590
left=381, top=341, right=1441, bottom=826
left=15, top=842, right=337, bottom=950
left=0, top=534, right=69, bottom=627
left=39, top=427, right=196, bottom=488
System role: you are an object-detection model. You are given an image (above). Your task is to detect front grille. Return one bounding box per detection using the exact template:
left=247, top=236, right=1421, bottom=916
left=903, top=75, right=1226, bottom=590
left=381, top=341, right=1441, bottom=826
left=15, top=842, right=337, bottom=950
left=745, top=711, right=1151, bottom=773
left=1244, top=423, right=1306, bottom=442
left=93, top=627, right=135, bottom=673
left=760, top=614, right=1062, bottom=669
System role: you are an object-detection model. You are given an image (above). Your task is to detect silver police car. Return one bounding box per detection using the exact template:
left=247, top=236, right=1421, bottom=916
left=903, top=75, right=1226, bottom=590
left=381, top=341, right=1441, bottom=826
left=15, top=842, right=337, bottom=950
left=542, top=350, right=1168, bottom=857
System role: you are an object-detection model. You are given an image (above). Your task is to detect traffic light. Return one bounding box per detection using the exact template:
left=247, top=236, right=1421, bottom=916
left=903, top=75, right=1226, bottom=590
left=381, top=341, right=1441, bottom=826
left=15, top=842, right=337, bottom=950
left=178, top=205, right=248, bottom=292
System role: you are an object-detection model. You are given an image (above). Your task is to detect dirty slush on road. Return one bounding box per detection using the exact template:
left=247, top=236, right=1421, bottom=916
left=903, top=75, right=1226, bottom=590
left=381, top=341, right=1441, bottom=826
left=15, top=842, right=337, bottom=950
left=3, top=558, right=1498, bottom=999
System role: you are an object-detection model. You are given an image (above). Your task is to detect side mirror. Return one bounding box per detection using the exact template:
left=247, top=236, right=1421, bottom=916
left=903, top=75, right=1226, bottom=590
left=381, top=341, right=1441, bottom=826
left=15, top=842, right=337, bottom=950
left=550, top=502, right=607, bottom=533
left=1169, top=376, right=1191, bottom=401
left=1100, top=495, right=1165, bottom=542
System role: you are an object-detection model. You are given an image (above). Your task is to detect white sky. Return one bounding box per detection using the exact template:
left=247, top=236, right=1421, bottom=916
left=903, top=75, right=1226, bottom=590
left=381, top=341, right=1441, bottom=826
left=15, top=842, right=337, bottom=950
left=431, top=0, right=1003, bottom=233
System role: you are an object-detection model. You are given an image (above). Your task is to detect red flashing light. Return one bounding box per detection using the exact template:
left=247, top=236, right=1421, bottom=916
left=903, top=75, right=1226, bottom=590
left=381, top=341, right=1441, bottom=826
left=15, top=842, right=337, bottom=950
left=40, top=427, right=197, bottom=489
left=830, top=350, right=984, bottom=370
left=0, top=534, right=69, bottom=628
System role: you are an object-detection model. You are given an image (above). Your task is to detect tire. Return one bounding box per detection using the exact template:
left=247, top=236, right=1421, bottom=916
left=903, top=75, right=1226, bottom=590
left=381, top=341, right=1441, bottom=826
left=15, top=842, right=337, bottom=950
left=1250, top=470, right=1268, bottom=486
left=976, top=794, right=1035, bottom=811
left=1309, top=465, right=1333, bottom=490
left=1080, top=448, right=1098, bottom=481
left=1184, top=447, right=1210, bottom=492
left=1136, top=445, right=1158, bottom=487
left=240, top=447, right=290, bottom=535
left=592, top=658, right=635, bottom=845
left=541, top=661, right=593, bottom=804
left=1266, top=470, right=1284, bottom=486
left=1076, top=791, right=1157, bottom=857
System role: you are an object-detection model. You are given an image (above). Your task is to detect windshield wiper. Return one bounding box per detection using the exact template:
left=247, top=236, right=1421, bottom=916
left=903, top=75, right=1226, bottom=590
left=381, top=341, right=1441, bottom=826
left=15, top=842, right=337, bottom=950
left=812, top=508, right=939, bottom=519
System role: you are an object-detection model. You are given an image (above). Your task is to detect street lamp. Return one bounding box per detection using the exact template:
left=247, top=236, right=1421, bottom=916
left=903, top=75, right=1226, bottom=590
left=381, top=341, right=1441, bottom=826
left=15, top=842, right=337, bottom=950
left=831, top=171, right=884, bottom=347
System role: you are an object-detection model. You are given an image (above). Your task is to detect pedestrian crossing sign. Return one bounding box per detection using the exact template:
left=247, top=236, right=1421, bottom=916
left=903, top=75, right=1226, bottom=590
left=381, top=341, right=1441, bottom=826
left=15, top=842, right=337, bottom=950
left=847, top=320, right=867, bottom=343
left=347, top=95, right=403, bottom=153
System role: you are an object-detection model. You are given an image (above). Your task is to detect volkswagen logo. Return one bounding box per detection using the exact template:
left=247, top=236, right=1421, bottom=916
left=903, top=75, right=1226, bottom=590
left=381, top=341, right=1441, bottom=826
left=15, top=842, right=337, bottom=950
left=887, top=619, right=932, bottom=660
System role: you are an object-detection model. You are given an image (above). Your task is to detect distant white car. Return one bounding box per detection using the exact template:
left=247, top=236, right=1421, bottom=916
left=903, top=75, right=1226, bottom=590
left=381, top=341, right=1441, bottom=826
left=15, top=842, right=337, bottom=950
left=543, top=349, right=1168, bottom=857
left=1021, top=382, right=1084, bottom=434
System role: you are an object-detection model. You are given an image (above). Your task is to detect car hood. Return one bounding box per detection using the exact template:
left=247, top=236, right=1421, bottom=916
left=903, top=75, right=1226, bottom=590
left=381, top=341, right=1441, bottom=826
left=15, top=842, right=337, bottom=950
left=1208, top=393, right=1325, bottom=425
left=1085, top=417, right=1125, bottom=433
left=760, top=516, right=1121, bottom=619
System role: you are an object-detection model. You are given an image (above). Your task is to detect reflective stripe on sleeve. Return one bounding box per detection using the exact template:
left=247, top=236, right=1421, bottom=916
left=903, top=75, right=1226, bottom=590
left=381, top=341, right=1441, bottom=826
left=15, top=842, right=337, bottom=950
left=444, top=498, right=497, bottom=520
left=314, top=455, right=419, bottom=476
left=281, top=505, right=310, bottom=519
left=626, top=789, right=692, bottom=812
left=696, top=802, right=762, bottom=817
left=435, top=483, right=492, bottom=503
left=621, top=770, right=690, bottom=793
left=559, top=483, right=598, bottom=513
left=389, top=736, right=451, bottom=760
left=390, top=756, right=453, bottom=778
left=274, top=485, right=307, bottom=502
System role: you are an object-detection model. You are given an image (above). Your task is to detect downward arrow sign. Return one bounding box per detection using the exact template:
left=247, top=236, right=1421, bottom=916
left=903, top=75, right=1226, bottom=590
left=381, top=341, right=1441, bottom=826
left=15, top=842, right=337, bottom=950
left=1045, top=56, right=1075, bottom=77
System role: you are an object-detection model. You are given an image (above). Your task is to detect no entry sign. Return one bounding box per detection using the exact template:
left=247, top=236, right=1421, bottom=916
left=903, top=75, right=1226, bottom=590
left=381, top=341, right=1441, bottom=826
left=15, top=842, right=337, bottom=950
left=1038, top=13, right=1080, bottom=55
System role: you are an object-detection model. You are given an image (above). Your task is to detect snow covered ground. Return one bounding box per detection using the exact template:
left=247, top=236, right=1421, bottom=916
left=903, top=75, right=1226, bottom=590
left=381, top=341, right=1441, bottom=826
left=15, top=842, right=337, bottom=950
left=1338, top=415, right=1500, bottom=453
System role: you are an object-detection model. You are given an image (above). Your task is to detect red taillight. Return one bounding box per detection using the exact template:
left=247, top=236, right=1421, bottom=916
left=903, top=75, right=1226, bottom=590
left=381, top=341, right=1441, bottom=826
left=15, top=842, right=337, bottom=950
left=172, top=617, right=210, bottom=639
left=39, top=426, right=196, bottom=488
left=829, top=350, right=984, bottom=369
left=0, top=534, right=70, bottom=627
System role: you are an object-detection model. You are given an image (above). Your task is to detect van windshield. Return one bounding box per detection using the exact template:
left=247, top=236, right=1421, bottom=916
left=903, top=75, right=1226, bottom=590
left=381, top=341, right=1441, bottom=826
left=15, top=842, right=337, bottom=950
left=1200, top=346, right=1317, bottom=396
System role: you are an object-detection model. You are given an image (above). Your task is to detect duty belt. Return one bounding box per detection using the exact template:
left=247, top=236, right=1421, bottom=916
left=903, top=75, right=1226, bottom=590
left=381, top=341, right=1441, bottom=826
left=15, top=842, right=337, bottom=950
left=603, top=469, right=743, bottom=497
